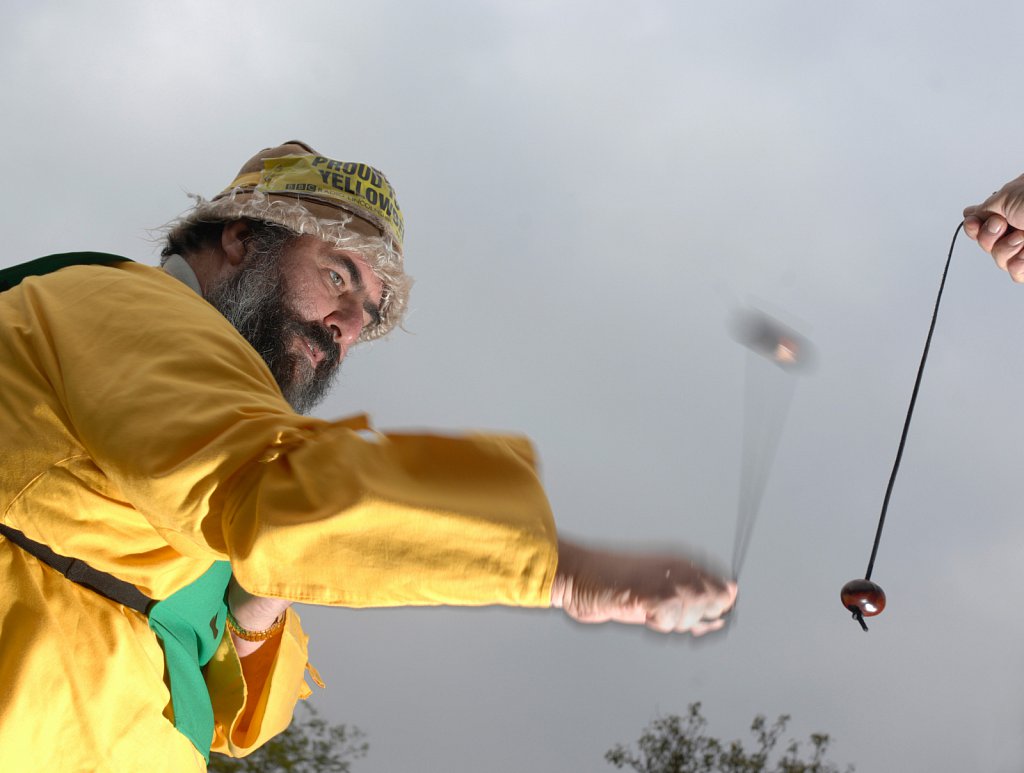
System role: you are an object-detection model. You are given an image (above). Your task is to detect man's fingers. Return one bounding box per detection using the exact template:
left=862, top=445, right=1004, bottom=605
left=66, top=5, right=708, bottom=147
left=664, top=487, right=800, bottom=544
left=689, top=619, right=726, bottom=637
left=991, top=229, right=1024, bottom=271
left=962, top=207, right=1024, bottom=280
left=963, top=213, right=981, bottom=240
left=558, top=544, right=737, bottom=636
left=1006, top=255, right=1024, bottom=283
left=643, top=586, right=736, bottom=635
left=694, top=580, right=738, bottom=620
left=722, top=581, right=739, bottom=613
left=645, top=596, right=687, bottom=632
left=976, top=214, right=1008, bottom=254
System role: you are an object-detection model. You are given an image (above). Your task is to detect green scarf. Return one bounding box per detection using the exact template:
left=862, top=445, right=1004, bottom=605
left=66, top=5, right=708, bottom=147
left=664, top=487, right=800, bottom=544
left=148, top=561, right=233, bottom=761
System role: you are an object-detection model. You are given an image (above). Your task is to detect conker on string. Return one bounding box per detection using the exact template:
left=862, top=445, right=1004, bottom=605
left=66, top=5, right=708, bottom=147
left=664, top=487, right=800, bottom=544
left=840, top=579, right=886, bottom=617
left=730, top=309, right=814, bottom=372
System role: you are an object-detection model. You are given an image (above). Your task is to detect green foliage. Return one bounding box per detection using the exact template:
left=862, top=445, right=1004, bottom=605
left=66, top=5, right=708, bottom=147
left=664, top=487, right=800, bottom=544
left=605, top=703, right=853, bottom=773
left=207, top=702, right=368, bottom=773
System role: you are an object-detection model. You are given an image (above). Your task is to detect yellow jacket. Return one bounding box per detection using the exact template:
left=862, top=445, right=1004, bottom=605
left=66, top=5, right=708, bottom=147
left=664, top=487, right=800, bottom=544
left=0, top=259, right=558, bottom=771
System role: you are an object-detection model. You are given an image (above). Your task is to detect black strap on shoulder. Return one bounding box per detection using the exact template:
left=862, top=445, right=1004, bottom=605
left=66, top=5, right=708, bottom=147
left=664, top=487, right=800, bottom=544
left=0, top=251, right=148, bottom=614
left=0, top=252, right=132, bottom=292
left=0, top=523, right=154, bottom=615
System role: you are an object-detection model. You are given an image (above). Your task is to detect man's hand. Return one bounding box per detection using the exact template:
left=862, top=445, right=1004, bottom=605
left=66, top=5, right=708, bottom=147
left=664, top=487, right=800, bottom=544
left=964, top=174, right=1024, bottom=282
left=227, top=576, right=292, bottom=657
left=550, top=538, right=738, bottom=635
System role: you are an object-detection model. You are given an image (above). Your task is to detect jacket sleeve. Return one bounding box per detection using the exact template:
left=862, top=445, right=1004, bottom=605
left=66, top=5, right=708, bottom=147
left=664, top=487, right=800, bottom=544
left=206, top=608, right=319, bottom=757
left=35, top=263, right=559, bottom=608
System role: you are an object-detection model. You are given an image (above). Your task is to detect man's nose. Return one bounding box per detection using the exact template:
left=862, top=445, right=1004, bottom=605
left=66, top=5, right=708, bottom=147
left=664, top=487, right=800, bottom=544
left=326, top=308, right=363, bottom=356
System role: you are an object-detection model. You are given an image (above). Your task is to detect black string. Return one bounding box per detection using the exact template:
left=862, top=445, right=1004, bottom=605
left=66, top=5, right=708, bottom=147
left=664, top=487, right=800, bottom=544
left=731, top=353, right=797, bottom=579
left=864, top=222, right=964, bottom=581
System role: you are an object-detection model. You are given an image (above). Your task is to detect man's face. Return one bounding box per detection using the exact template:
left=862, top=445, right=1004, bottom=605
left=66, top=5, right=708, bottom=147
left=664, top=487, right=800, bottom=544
left=205, top=228, right=384, bottom=414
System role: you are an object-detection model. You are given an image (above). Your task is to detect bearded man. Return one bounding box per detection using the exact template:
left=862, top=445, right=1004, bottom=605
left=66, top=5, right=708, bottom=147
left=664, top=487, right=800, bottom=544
left=0, top=141, right=736, bottom=771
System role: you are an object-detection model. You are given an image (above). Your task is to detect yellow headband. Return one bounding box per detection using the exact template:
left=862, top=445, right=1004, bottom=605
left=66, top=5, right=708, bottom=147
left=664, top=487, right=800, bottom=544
left=222, top=154, right=405, bottom=251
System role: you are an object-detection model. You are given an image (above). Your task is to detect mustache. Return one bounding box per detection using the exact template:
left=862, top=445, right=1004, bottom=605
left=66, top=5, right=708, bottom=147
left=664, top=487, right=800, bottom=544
left=291, top=317, right=341, bottom=373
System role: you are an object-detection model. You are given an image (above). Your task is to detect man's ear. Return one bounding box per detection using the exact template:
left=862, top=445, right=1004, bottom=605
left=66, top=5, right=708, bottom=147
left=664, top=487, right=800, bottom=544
left=221, top=221, right=251, bottom=267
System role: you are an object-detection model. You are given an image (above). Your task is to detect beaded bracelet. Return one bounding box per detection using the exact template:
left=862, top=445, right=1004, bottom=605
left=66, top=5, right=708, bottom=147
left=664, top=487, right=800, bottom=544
left=226, top=608, right=286, bottom=642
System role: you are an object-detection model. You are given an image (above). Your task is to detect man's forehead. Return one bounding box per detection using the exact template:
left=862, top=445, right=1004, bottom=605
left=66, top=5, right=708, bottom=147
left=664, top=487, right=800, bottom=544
left=301, top=232, right=376, bottom=266
left=290, top=213, right=381, bottom=262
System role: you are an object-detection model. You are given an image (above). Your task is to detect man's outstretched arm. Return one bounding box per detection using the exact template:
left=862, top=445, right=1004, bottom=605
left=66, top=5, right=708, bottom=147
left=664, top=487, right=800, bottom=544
left=232, top=539, right=738, bottom=640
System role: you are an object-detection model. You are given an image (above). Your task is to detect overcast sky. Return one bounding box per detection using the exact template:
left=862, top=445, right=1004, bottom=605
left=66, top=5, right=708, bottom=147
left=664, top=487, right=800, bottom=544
left=5, top=2, right=1024, bottom=770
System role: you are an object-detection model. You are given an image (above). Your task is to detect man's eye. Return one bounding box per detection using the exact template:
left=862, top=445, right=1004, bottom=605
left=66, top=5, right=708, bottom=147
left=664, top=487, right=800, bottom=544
left=329, top=270, right=344, bottom=287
